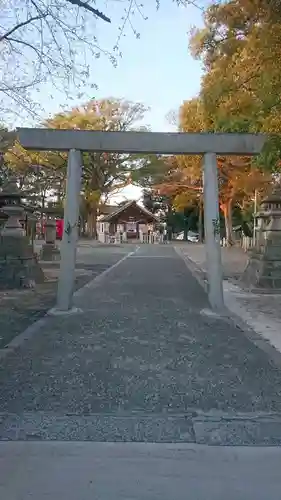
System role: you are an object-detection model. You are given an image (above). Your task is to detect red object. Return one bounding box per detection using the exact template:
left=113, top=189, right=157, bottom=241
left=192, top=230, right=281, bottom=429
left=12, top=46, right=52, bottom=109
left=56, top=219, right=64, bottom=239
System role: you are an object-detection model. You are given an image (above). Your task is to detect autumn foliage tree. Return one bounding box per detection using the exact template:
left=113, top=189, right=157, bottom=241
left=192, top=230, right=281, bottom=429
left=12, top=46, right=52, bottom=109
left=152, top=0, right=279, bottom=244
left=189, top=0, right=281, bottom=169
left=155, top=95, right=269, bottom=245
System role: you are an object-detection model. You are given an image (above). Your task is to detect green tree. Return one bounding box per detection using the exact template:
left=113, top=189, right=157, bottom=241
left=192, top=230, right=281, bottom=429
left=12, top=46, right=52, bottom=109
left=0, top=128, right=16, bottom=186
left=5, top=141, right=66, bottom=208
left=45, top=98, right=152, bottom=237
left=3, top=97, right=170, bottom=238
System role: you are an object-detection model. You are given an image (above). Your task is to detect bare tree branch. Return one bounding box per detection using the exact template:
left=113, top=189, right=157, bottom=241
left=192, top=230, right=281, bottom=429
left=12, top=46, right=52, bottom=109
left=0, top=14, right=47, bottom=42
left=0, top=0, right=200, bottom=117
left=65, top=0, right=111, bottom=23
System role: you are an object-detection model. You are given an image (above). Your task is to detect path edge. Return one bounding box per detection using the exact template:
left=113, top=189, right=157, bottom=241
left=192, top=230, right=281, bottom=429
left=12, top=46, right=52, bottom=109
left=0, top=249, right=135, bottom=361
left=174, top=245, right=281, bottom=369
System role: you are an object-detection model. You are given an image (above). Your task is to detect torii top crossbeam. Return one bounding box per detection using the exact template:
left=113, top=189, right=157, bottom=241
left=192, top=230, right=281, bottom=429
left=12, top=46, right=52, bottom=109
left=17, top=128, right=266, bottom=155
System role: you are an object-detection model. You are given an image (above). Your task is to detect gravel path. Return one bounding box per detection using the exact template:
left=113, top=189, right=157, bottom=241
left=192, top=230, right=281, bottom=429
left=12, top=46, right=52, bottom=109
left=0, top=244, right=131, bottom=349
left=175, top=242, right=248, bottom=280
left=1, top=244, right=281, bottom=445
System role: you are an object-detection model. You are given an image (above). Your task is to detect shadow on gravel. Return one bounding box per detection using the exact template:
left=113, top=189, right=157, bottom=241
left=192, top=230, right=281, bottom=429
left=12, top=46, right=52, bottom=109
left=0, top=264, right=109, bottom=349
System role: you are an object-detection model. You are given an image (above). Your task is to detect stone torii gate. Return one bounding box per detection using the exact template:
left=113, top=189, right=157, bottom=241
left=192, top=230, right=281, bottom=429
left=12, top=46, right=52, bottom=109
left=18, top=128, right=266, bottom=313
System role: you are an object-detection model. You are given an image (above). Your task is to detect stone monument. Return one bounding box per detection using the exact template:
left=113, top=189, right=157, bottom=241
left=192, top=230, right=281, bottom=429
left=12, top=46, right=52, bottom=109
left=40, top=208, right=60, bottom=261
left=241, top=186, right=281, bottom=290
left=0, top=177, right=44, bottom=289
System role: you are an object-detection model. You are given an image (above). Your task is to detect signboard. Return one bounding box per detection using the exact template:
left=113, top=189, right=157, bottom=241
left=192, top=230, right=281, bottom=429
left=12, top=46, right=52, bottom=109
left=127, top=222, right=137, bottom=233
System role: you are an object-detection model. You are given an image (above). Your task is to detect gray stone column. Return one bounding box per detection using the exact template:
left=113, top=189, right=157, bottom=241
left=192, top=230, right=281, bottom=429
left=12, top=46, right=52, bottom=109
left=241, top=187, right=281, bottom=290
left=203, top=153, right=224, bottom=310
left=56, top=149, right=82, bottom=312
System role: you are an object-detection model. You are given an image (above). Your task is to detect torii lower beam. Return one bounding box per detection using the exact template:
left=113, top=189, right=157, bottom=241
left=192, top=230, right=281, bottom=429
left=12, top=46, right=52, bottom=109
left=18, top=128, right=266, bottom=313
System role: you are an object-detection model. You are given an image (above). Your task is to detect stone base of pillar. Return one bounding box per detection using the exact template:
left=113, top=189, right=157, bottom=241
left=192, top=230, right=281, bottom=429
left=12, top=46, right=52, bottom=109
left=0, top=236, right=45, bottom=289
left=98, top=232, right=106, bottom=243
left=40, top=242, right=61, bottom=261
left=241, top=233, right=281, bottom=290
left=115, top=232, right=121, bottom=244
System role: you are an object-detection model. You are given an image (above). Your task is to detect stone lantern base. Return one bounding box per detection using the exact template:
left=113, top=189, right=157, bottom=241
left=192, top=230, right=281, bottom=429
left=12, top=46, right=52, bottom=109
left=241, top=231, right=281, bottom=290
left=40, top=242, right=61, bottom=261
left=241, top=187, right=281, bottom=291
left=0, top=235, right=45, bottom=289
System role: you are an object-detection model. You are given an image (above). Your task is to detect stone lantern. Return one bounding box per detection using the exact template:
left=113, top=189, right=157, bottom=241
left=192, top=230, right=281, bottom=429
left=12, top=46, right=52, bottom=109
left=0, top=177, right=44, bottom=289
left=241, top=186, right=281, bottom=290
left=0, top=176, right=25, bottom=236
left=40, top=207, right=60, bottom=261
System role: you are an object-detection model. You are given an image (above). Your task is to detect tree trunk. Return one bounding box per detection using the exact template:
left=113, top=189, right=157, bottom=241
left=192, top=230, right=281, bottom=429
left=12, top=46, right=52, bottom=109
left=80, top=217, right=86, bottom=237
left=222, top=199, right=234, bottom=246
left=198, top=199, right=203, bottom=242
left=39, top=196, right=45, bottom=239
left=87, top=207, right=98, bottom=239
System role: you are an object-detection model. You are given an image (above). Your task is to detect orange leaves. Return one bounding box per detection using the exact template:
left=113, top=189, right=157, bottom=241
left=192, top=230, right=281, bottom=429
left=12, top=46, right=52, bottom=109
left=188, top=1, right=281, bottom=136
left=155, top=147, right=268, bottom=212
left=217, top=156, right=269, bottom=204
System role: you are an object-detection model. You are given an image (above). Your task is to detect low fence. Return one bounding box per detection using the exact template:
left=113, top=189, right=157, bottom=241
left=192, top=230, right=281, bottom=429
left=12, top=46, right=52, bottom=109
left=220, top=236, right=255, bottom=252
left=100, top=231, right=257, bottom=250
left=240, top=236, right=255, bottom=252
left=101, top=232, right=166, bottom=245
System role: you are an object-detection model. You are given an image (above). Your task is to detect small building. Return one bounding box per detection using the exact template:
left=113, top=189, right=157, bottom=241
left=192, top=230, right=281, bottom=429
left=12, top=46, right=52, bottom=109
left=97, top=200, right=159, bottom=243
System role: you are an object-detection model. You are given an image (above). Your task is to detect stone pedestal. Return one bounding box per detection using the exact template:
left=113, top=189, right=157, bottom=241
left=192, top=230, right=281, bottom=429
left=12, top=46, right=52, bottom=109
left=40, top=219, right=60, bottom=261
left=0, top=235, right=45, bottom=289
left=0, top=178, right=44, bottom=289
left=115, top=231, right=121, bottom=244
left=154, top=231, right=160, bottom=244
left=98, top=231, right=106, bottom=243
left=148, top=233, right=154, bottom=244
left=241, top=188, right=281, bottom=290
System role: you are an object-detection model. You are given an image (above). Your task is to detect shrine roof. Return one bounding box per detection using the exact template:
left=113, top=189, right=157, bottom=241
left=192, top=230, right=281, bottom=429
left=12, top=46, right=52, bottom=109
left=99, top=200, right=159, bottom=223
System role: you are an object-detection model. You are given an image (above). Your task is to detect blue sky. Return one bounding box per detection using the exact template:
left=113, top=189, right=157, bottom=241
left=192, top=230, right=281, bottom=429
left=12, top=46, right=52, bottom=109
left=25, top=1, right=205, bottom=203
left=27, top=1, right=204, bottom=132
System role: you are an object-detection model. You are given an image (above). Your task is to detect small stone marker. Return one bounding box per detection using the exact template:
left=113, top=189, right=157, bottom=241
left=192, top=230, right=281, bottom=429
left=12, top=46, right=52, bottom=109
left=40, top=218, right=60, bottom=261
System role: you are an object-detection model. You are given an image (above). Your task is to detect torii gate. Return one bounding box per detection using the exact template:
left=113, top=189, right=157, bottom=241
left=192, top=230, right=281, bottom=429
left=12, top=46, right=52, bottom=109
left=18, top=128, right=266, bottom=313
